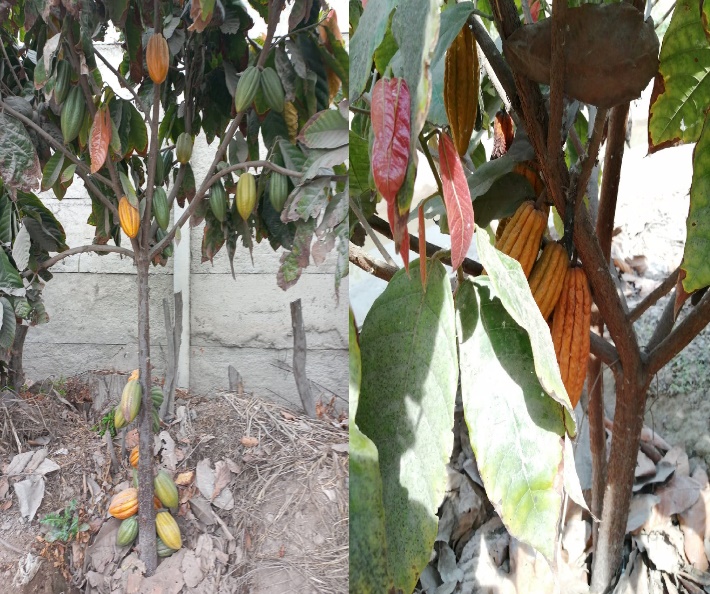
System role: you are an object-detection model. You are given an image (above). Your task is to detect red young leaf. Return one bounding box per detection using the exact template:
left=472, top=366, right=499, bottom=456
left=491, top=111, right=515, bottom=160
left=530, top=0, right=541, bottom=22
left=89, top=108, right=111, bottom=174
left=439, top=133, right=474, bottom=270
left=387, top=199, right=410, bottom=271
left=371, top=77, right=411, bottom=204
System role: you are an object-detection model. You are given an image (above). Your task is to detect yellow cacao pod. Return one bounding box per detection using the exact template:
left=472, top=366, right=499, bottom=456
left=495, top=200, right=547, bottom=277
left=236, top=172, right=257, bottom=220
left=154, top=470, right=179, bottom=508
left=495, top=216, right=511, bottom=244
left=114, top=404, right=126, bottom=430
left=444, top=24, right=479, bottom=156
left=528, top=242, right=569, bottom=320
left=129, top=445, right=139, bottom=468
left=155, top=511, right=182, bottom=550
left=119, top=197, right=140, bottom=239
left=120, top=379, right=142, bottom=424
left=551, top=267, right=592, bottom=408
left=512, top=161, right=546, bottom=198
left=146, top=33, right=170, bottom=84
left=109, top=488, right=139, bottom=519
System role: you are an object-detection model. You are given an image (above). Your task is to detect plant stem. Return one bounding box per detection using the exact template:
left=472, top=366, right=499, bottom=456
left=349, top=243, right=399, bottom=281
left=94, top=48, right=151, bottom=125
left=349, top=197, right=398, bottom=267
left=418, top=131, right=444, bottom=198
left=628, top=267, right=680, bottom=323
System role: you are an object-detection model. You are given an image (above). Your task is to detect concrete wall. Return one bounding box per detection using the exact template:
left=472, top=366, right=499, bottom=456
left=23, top=47, right=348, bottom=411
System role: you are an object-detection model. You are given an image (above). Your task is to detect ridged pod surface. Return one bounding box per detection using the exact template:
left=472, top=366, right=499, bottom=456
left=209, top=181, right=227, bottom=222
left=176, top=133, right=193, bottom=165
left=129, top=445, right=139, bottom=468
left=269, top=171, right=289, bottom=211
left=528, top=242, right=569, bottom=319
left=146, top=33, right=170, bottom=84
left=444, top=25, right=479, bottom=156
left=151, top=386, right=164, bottom=408
left=236, top=172, right=257, bottom=220
left=157, top=537, right=176, bottom=557
left=119, top=197, right=140, bottom=239
left=234, top=66, right=260, bottom=113
left=109, top=488, right=139, bottom=519
left=154, top=470, right=179, bottom=508
left=114, top=404, right=126, bottom=430
left=155, top=511, right=182, bottom=550
left=551, top=267, right=592, bottom=408
left=61, top=86, right=86, bottom=144
left=116, top=516, right=138, bottom=546
left=260, top=67, right=285, bottom=113
left=120, top=379, right=142, bottom=424
left=512, top=161, right=545, bottom=197
left=153, top=187, right=170, bottom=231
left=494, top=200, right=547, bottom=277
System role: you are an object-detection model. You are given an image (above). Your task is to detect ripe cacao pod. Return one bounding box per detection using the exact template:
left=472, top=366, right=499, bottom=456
left=260, top=67, right=285, bottom=113
left=551, top=267, right=592, bottom=408
left=151, top=386, right=164, bottom=408
left=176, top=133, right=193, bottom=165
left=120, top=379, right=142, bottom=424
left=444, top=24, right=479, bottom=156
left=129, top=445, right=139, bottom=468
left=156, top=537, right=176, bottom=557
left=154, top=470, right=179, bottom=508
left=153, top=187, right=170, bottom=231
left=512, top=161, right=545, bottom=197
left=109, top=488, right=139, bottom=519
left=116, top=516, right=138, bottom=547
left=119, top=197, right=140, bottom=239
left=146, top=33, right=170, bottom=84
left=128, top=369, right=139, bottom=381
left=234, top=66, right=260, bottom=113
left=494, top=200, right=547, bottom=278
left=284, top=101, right=299, bottom=143
left=61, top=86, right=86, bottom=144
left=236, top=172, right=257, bottom=220
left=269, top=171, right=289, bottom=211
left=209, top=181, right=227, bottom=222
left=114, top=404, right=126, bottom=430
left=155, top=511, right=182, bottom=550
left=54, top=60, right=72, bottom=106
left=496, top=216, right=511, bottom=243
left=528, top=242, right=569, bottom=320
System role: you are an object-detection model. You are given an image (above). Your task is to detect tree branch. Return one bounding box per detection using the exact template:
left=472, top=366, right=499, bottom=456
left=547, top=0, right=568, bottom=181
left=418, top=132, right=443, bottom=198
left=207, top=160, right=302, bottom=186
left=349, top=243, right=399, bottom=281
left=0, top=39, right=22, bottom=90
left=23, top=244, right=135, bottom=275
left=573, top=107, right=608, bottom=212
left=629, top=267, right=680, bottom=323
left=590, top=332, right=620, bottom=369
left=94, top=48, right=151, bottom=125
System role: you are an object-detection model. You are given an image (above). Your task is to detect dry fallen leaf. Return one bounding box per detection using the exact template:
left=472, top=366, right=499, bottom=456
left=655, top=474, right=701, bottom=517
left=175, top=471, right=195, bottom=486
left=240, top=436, right=259, bottom=448
left=211, top=461, right=231, bottom=501
left=125, top=429, right=139, bottom=450
left=280, top=411, right=296, bottom=421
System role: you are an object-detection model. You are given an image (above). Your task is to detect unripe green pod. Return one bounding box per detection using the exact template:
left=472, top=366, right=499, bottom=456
left=260, top=67, right=285, bottom=113
left=176, top=133, right=193, bottom=165
left=234, top=66, right=260, bottom=113
left=54, top=60, right=72, bottom=106
left=209, top=181, right=227, bottom=222
left=61, top=86, right=86, bottom=144
left=153, top=187, right=170, bottom=231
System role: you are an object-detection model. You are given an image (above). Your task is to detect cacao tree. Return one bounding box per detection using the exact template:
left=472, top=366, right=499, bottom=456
left=0, top=0, right=347, bottom=574
left=349, top=0, right=710, bottom=591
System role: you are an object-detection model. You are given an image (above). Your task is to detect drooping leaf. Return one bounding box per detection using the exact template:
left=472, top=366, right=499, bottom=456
left=439, top=132, right=474, bottom=270
left=349, top=128, right=374, bottom=198
left=358, top=259, right=458, bottom=593
left=41, top=151, right=65, bottom=192
left=0, top=248, right=25, bottom=296
left=0, top=194, right=13, bottom=244
left=300, top=145, right=349, bottom=181
left=456, top=277, right=565, bottom=561
left=89, top=107, right=112, bottom=174
left=648, top=0, right=710, bottom=152
left=0, top=114, right=41, bottom=192
left=681, top=112, right=710, bottom=292
left=349, top=310, right=394, bottom=592
left=126, top=102, right=148, bottom=156
left=12, top=224, right=31, bottom=272
left=371, top=77, right=411, bottom=203
left=298, top=109, right=348, bottom=148
left=0, top=297, right=16, bottom=349
left=468, top=138, right=536, bottom=198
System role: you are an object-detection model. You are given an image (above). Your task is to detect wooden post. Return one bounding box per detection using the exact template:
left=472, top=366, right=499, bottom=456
left=290, top=299, right=316, bottom=418
left=161, top=291, right=182, bottom=421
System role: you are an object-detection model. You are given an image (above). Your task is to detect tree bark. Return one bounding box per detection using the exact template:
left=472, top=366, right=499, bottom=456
left=136, top=256, right=157, bottom=575
left=291, top=299, right=316, bottom=418
left=8, top=324, right=28, bottom=390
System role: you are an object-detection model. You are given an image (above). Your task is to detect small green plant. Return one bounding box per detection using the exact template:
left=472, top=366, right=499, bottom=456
left=91, top=410, right=116, bottom=438
left=53, top=376, right=68, bottom=398
left=40, top=500, right=89, bottom=543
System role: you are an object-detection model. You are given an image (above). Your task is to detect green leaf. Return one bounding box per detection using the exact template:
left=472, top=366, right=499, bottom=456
left=431, top=1, right=475, bottom=69
left=0, top=194, right=13, bottom=245
left=349, top=129, right=374, bottom=198
left=0, top=249, right=24, bottom=296
left=277, top=219, right=315, bottom=290
left=278, top=140, right=308, bottom=185
left=127, top=102, right=148, bottom=155
left=16, top=192, right=68, bottom=253
left=471, top=172, right=535, bottom=228
left=682, top=112, right=710, bottom=292
left=298, top=109, right=348, bottom=149
left=41, top=152, right=64, bottom=192
left=374, top=23, right=399, bottom=74
left=349, top=310, right=393, bottom=592
left=0, top=114, right=41, bottom=192
left=358, top=259, right=458, bottom=593
left=475, top=229, right=576, bottom=423
left=283, top=178, right=330, bottom=222
left=12, top=224, right=31, bottom=271
left=468, top=140, right=536, bottom=199
left=350, top=0, right=399, bottom=98
left=648, top=0, right=710, bottom=152
left=427, top=55, right=448, bottom=127
left=301, top=144, right=349, bottom=181
left=201, top=0, right=216, bottom=20
left=456, top=277, right=564, bottom=562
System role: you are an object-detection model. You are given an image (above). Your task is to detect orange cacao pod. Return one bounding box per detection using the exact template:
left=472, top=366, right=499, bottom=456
left=528, top=242, right=569, bottom=320
left=495, top=200, right=547, bottom=277
left=129, top=445, right=139, bottom=468
left=109, top=488, right=139, bottom=519
left=512, top=161, right=545, bottom=197
left=444, top=24, right=479, bottom=156
left=119, top=197, right=140, bottom=239
left=495, top=216, right=511, bottom=243
left=155, top=510, right=182, bottom=550
left=551, top=267, right=592, bottom=408
left=146, top=33, right=169, bottom=84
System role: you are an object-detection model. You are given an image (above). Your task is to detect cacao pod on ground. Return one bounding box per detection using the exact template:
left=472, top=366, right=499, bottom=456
left=151, top=385, right=164, bottom=408
left=157, top=537, right=176, bottom=557
left=129, top=445, right=139, bottom=468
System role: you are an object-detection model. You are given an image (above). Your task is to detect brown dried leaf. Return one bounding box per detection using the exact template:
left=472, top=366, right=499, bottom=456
left=211, top=461, right=231, bottom=501
left=125, top=429, right=139, bottom=450
left=174, top=471, right=194, bottom=486
left=661, top=445, right=690, bottom=477
left=240, top=436, right=259, bottom=448
left=280, top=410, right=296, bottom=421
left=188, top=0, right=212, bottom=32
left=655, top=474, right=701, bottom=517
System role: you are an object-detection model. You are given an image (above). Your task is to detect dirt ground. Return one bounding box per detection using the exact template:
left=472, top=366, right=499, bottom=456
left=0, top=379, right=348, bottom=593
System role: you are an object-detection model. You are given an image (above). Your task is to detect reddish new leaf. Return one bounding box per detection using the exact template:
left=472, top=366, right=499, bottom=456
left=439, top=133, right=474, bottom=270
left=491, top=111, right=514, bottom=160
left=388, top=199, right=410, bottom=271
left=89, top=108, right=111, bottom=174
left=371, top=77, right=411, bottom=204
left=530, top=0, right=541, bottom=22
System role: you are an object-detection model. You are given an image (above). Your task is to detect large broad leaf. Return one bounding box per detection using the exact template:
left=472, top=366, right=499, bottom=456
left=476, top=230, right=576, bottom=426
left=0, top=249, right=24, bottom=296
left=298, top=109, right=348, bottom=149
left=430, top=1, right=475, bottom=69
left=349, top=310, right=393, bottom=593
left=468, top=138, right=536, bottom=199
left=277, top=219, right=314, bottom=290
left=0, top=194, right=13, bottom=245
left=0, top=297, right=16, bottom=349
left=358, top=259, right=458, bottom=593
left=41, top=151, right=65, bottom=192
left=349, top=129, right=374, bottom=198
left=648, top=0, right=710, bottom=152
left=12, top=224, right=31, bottom=272
left=16, top=192, right=69, bottom=253
left=0, top=114, right=41, bottom=192
left=456, top=277, right=565, bottom=561
left=681, top=112, right=710, bottom=292
left=351, top=0, right=399, bottom=98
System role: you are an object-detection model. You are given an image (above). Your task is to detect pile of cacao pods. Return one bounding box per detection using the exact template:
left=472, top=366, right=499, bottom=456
left=494, top=192, right=591, bottom=409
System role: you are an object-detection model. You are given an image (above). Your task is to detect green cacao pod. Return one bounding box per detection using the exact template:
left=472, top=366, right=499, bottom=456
left=151, top=385, right=164, bottom=408
left=269, top=171, right=288, bottom=211
left=260, top=67, right=285, bottom=113
left=153, top=187, right=170, bottom=231
left=236, top=172, right=257, bottom=220
left=152, top=408, right=161, bottom=433
left=162, top=149, right=174, bottom=177
left=114, top=404, right=126, bottom=430
left=54, top=60, right=72, bottom=106
left=156, top=228, right=173, bottom=258
left=116, top=516, right=138, bottom=547
left=209, top=181, right=227, bottom=222
left=155, top=511, right=182, bottom=550
left=120, top=379, right=142, bottom=425
left=61, top=86, right=86, bottom=144
left=157, top=537, right=176, bottom=557
left=444, top=24, right=479, bottom=156
left=176, top=133, right=193, bottom=165
left=154, top=470, right=179, bottom=508
left=234, top=66, right=260, bottom=113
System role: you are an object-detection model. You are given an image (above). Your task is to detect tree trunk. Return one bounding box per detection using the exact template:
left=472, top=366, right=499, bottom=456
left=290, top=299, right=316, bottom=418
left=135, top=256, right=157, bottom=575
left=8, top=324, right=28, bottom=390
